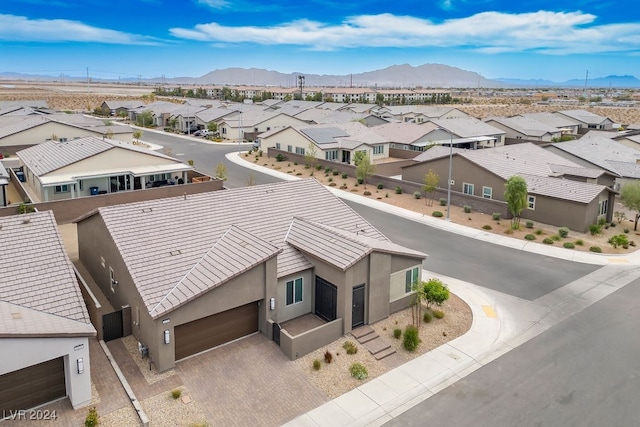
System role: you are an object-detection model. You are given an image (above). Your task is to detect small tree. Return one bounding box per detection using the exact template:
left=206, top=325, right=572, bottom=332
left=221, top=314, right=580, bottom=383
left=410, top=281, right=424, bottom=328
left=215, top=162, right=228, bottom=181
left=355, top=153, right=375, bottom=189
left=504, top=176, right=528, bottom=229
left=422, top=278, right=450, bottom=308
left=304, top=142, right=318, bottom=170
left=422, top=169, right=439, bottom=206
left=117, top=110, right=128, bottom=121
left=621, top=182, right=640, bottom=231
left=104, top=128, right=114, bottom=140
left=133, top=130, right=143, bottom=143
left=207, top=122, right=217, bottom=133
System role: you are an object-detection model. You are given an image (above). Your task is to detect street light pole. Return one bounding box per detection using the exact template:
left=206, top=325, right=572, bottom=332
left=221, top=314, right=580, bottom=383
left=438, top=128, right=454, bottom=222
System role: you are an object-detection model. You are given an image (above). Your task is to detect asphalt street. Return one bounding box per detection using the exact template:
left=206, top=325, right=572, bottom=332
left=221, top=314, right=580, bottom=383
left=387, top=275, right=640, bottom=427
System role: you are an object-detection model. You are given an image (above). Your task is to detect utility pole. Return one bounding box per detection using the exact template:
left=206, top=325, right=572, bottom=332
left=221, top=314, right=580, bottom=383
left=298, top=75, right=305, bottom=100
left=86, top=67, right=89, bottom=92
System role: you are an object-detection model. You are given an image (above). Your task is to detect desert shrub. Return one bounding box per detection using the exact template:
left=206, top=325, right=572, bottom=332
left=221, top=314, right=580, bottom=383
left=624, top=228, right=630, bottom=233
left=589, top=224, right=602, bottom=235
left=482, top=224, right=492, bottom=230
left=395, top=186, right=402, bottom=194
left=504, top=228, right=514, bottom=235
left=432, top=309, right=445, bottom=319
left=492, top=213, right=501, bottom=221
left=439, top=198, right=447, bottom=206
left=423, top=311, right=433, bottom=323
left=363, top=190, right=372, bottom=196
left=325, top=167, right=331, bottom=173
left=432, top=211, right=444, bottom=217
left=563, top=242, right=575, bottom=249
left=295, top=172, right=302, bottom=176
left=350, top=363, right=368, bottom=380
left=342, top=341, right=358, bottom=355
left=608, top=234, right=629, bottom=248
left=357, top=178, right=364, bottom=184
left=575, top=239, right=584, bottom=246
left=275, top=153, right=286, bottom=162
left=403, top=325, right=420, bottom=352
left=524, top=234, right=536, bottom=241
left=85, top=407, right=98, bottom=427
left=558, top=227, right=569, bottom=238
left=324, top=350, right=333, bottom=364
left=589, top=246, right=602, bottom=253
left=551, top=234, right=561, bottom=241
left=598, top=217, right=607, bottom=226
left=313, top=359, right=321, bottom=370
left=526, top=220, right=534, bottom=228
left=327, top=177, right=333, bottom=182
left=342, top=173, right=348, bottom=178
left=377, top=183, right=384, bottom=189
left=630, top=241, right=637, bottom=247
left=316, top=164, right=322, bottom=170
left=534, top=229, right=544, bottom=235
left=340, top=184, right=348, bottom=189
left=171, top=389, right=182, bottom=399
left=413, top=191, right=422, bottom=199
left=422, top=278, right=450, bottom=307
left=393, top=328, right=402, bottom=339
left=542, top=238, right=554, bottom=245
left=463, top=205, right=472, bottom=213
left=332, top=170, right=339, bottom=176
left=329, top=182, right=337, bottom=187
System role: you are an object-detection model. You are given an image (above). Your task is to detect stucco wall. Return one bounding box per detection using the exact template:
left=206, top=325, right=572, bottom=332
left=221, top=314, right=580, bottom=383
left=1, top=337, right=92, bottom=409
left=276, top=270, right=313, bottom=323
left=279, top=318, right=343, bottom=360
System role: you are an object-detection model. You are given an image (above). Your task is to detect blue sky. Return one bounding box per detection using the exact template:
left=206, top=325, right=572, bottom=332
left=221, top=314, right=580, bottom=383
left=1, top=0, right=638, bottom=82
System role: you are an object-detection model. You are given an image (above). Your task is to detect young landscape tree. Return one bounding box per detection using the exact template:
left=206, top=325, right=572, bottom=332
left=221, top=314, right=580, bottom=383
left=621, top=181, right=640, bottom=231
left=355, top=152, right=375, bottom=189
left=504, top=176, right=528, bottom=229
left=304, top=142, right=318, bottom=170
left=422, top=169, right=439, bottom=206
left=215, top=162, right=228, bottom=181
left=421, top=278, right=450, bottom=308
left=133, top=130, right=143, bottom=144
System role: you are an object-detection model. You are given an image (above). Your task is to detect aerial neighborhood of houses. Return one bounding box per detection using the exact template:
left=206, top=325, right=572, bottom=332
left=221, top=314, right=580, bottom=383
left=1, top=85, right=639, bottom=420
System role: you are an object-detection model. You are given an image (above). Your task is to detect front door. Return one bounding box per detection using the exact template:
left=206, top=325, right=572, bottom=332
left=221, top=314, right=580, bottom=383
left=315, top=276, right=337, bottom=322
left=352, top=284, right=365, bottom=328
left=342, top=150, right=351, bottom=164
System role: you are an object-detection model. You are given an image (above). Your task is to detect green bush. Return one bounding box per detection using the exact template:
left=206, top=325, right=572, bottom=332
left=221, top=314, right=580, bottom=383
left=542, top=238, right=554, bottom=245
left=575, top=239, right=584, bottom=246
left=589, top=224, right=602, bottom=235
left=343, top=341, right=358, bottom=355
left=608, top=234, right=629, bottom=248
left=393, top=328, right=402, bottom=339
left=350, top=363, right=368, bottom=380
left=171, top=388, right=182, bottom=399
left=85, top=407, right=98, bottom=427
left=422, top=278, right=450, bottom=308
left=275, top=153, right=286, bottom=162
left=342, top=173, right=348, bottom=179
left=325, top=167, right=331, bottom=173
left=439, top=198, right=447, bottom=206
left=534, top=229, right=544, bottom=235
left=432, top=211, right=444, bottom=217
left=482, top=224, right=492, bottom=230
left=328, top=177, right=333, bottom=182
left=589, top=246, right=602, bottom=253
left=423, top=311, right=433, bottom=323
left=492, top=213, right=501, bottom=221
left=525, top=220, right=534, bottom=229
left=377, top=183, right=384, bottom=189
left=463, top=205, right=472, bottom=213
left=624, top=228, right=630, bottom=233
left=432, top=309, right=445, bottom=319
left=551, top=234, right=561, bottom=241
left=558, top=227, right=569, bottom=238
left=563, top=242, right=575, bottom=249
left=313, top=359, right=321, bottom=370
left=524, top=234, right=536, bottom=241
left=332, top=170, right=339, bottom=176
left=413, top=191, right=422, bottom=199
left=403, top=325, right=421, bottom=352
left=598, top=217, right=607, bottom=226
left=316, top=164, right=323, bottom=170
left=357, top=178, right=364, bottom=184
left=395, top=186, right=402, bottom=194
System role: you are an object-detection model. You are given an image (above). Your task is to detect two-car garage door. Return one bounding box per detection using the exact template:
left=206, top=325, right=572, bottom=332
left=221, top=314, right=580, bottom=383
left=174, top=302, right=259, bottom=361
left=0, top=357, right=66, bottom=412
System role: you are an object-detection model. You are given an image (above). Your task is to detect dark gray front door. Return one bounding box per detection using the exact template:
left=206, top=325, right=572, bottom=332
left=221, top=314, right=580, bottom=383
left=103, top=309, right=123, bottom=342
left=352, top=284, right=365, bottom=328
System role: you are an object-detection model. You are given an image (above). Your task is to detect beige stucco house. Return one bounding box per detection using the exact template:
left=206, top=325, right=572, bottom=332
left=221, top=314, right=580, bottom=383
left=0, top=211, right=95, bottom=411
left=75, top=180, right=426, bottom=371
left=17, top=136, right=193, bottom=202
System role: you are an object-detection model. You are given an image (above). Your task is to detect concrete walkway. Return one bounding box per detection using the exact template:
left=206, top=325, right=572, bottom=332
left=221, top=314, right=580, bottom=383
left=227, top=153, right=640, bottom=426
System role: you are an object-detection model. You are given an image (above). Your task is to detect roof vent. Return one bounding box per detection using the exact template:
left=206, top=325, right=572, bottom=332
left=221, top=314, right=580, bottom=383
left=169, top=250, right=182, bottom=256
left=11, top=312, right=22, bottom=320
left=141, top=207, right=153, bottom=213
left=183, top=192, right=187, bottom=200
left=22, top=218, right=30, bottom=224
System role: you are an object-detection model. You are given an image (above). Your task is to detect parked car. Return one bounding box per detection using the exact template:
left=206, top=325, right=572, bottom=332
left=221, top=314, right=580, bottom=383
left=193, top=129, right=209, bottom=137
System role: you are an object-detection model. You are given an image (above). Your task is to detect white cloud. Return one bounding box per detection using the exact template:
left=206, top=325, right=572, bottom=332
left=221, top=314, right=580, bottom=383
left=0, top=14, right=160, bottom=45
left=169, top=10, right=640, bottom=54
left=197, top=0, right=229, bottom=8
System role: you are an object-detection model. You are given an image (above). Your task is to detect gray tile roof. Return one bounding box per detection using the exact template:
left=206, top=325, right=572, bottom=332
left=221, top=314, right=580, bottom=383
left=557, top=109, right=611, bottom=125
left=429, top=117, right=505, bottom=138
left=372, top=122, right=439, bottom=144
left=297, top=122, right=389, bottom=149
left=484, top=116, right=555, bottom=137
left=551, top=136, right=640, bottom=177
left=548, top=164, right=608, bottom=179
left=18, top=136, right=182, bottom=177
left=520, top=112, right=580, bottom=129
left=285, top=217, right=426, bottom=271
left=520, top=173, right=607, bottom=203
left=88, top=179, right=422, bottom=318
left=102, top=100, right=146, bottom=110
left=0, top=301, right=95, bottom=337
left=0, top=211, right=92, bottom=329
left=411, top=146, right=468, bottom=163
left=0, top=115, right=50, bottom=139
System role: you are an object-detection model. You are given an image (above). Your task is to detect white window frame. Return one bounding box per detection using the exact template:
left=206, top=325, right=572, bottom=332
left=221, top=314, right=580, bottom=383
left=54, top=184, right=69, bottom=194
left=286, top=277, right=303, bottom=306
left=405, top=267, right=420, bottom=293
left=527, top=195, right=536, bottom=210
left=482, top=186, right=492, bottom=199
left=275, top=142, right=281, bottom=150
left=295, top=146, right=305, bottom=155
left=287, top=145, right=292, bottom=152
left=463, top=182, right=474, bottom=195
left=373, top=145, right=384, bottom=155
left=599, top=199, right=608, bottom=216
